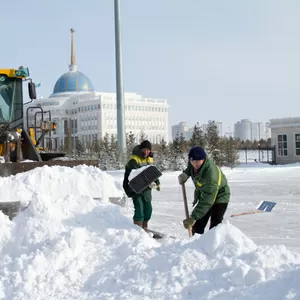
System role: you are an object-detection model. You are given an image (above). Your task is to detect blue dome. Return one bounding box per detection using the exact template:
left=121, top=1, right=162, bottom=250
left=52, top=70, right=94, bottom=95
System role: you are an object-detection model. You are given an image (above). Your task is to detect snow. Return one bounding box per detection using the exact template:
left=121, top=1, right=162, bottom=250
left=0, top=163, right=300, bottom=299
left=0, top=165, right=124, bottom=205
left=128, top=165, right=152, bottom=181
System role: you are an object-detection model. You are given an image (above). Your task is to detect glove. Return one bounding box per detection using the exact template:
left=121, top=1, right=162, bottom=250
left=178, top=172, right=189, bottom=185
left=183, top=217, right=196, bottom=229
left=156, top=185, right=160, bottom=191
left=149, top=182, right=157, bottom=188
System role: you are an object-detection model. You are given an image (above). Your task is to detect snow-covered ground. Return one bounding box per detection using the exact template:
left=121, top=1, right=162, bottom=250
left=0, top=163, right=300, bottom=299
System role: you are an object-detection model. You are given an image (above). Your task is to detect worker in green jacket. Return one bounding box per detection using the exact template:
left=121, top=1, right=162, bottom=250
left=123, top=140, right=160, bottom=230
left=178, top=146, right=230, bottom=235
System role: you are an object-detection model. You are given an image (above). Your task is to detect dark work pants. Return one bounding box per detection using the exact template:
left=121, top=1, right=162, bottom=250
left=192, top=203, right=228, bottom=235
left=132, top=194, right=152, bottom=222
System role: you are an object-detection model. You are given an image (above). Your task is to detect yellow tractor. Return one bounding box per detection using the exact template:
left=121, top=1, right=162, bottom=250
left=0, top=67, right=99, bottom=177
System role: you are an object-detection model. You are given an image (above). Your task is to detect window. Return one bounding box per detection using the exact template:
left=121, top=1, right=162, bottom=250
left=64, top=120, right=69, bottom=134
left=295, top=134, right=300, bottom=155
left=74, top=119, right=78, bottom=134
left=0, top=75, right=23, bottom=123
left=278, top=134, right=287, bottom=156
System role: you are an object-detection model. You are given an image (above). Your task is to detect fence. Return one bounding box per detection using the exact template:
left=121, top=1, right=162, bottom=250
left=238, top=146, right=276, bottom=164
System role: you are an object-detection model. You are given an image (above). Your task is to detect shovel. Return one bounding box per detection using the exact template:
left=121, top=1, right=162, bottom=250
left=230, top=200, right=277, bottom=217
left=181, top=183, right=193, bottom=237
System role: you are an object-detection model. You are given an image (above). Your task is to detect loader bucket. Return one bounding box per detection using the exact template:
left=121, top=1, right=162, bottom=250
left=0, top=159, right=100, bottom=177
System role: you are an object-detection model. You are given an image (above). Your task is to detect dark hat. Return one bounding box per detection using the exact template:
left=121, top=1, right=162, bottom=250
left=140, top=140, right=152, bottom=150
left=188, top=146, right=206, bottom=161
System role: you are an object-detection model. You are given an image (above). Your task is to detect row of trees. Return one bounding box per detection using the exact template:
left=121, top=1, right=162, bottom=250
left=63, top=121, right=245, bottom=171
left=235, top=138, right=271, bottom=149
left=155, top=121, right=240, bottom=171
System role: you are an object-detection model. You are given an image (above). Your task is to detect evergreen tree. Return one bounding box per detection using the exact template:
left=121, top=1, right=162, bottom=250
left=189, top=122, right=206, bottom=148
left=252, top=140, right=258, bottom=148
left=244, top=139, right=252, bottom=148
left=100, top=133, right=110, bottom=170
left=99, top=134, right=122, bottom=170
left=139, top=129, right=147, bottom=143
left=258, top=138, right=267, bottom=147
left=179, top=133, right=189, bottom=154
left=156, top=138, right=171, bottom=171
left=206, top=120, right=221, bottom=164
left=75, top=139, right=85, bottom=158
left=91, top=139, right=106, bottom=163
left=239, top=139, right=245, bottom=149
left=219, top=136, right=239, bottom=168
left=126, top=131, right=136, bottom=160
left=170, top=134, right=187, bottom=171
left=110, top=134, right=123, bottom=169
left=63, top=118, right=72, bottom=155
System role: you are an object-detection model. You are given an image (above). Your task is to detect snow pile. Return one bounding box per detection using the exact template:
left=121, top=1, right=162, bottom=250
left=0, top=165, right=124, bottom=204
left=0, top=166, right=300, bottom=299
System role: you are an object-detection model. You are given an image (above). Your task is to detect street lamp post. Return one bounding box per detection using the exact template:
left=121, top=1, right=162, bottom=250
left=114, top=0, right=126, bottom=158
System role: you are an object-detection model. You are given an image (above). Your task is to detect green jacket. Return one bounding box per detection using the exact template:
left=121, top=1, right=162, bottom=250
left=183, top=158, right=230, bottom=220
left=123, top=145, right=160, bottom=198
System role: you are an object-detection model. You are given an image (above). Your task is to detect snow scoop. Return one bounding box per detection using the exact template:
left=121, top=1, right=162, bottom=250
left=146, top=229, right=176, bottom=240
left=230, top=200, right=277, bottom=217
left=181, top=183, right=193, bottom=237
left=129, top=165, right=162, bottom=194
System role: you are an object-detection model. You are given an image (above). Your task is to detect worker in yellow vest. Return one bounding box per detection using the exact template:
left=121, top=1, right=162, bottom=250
left=123, top=140, right=160, bottom=230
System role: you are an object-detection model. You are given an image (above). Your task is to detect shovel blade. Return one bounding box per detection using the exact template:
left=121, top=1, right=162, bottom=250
left=256, top=200, right=277, bottom=212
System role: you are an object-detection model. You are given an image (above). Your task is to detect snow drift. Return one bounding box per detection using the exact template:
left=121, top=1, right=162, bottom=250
left=0, top=165, right=299, bottom=299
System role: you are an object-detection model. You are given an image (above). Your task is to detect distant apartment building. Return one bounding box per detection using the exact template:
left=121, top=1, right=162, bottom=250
left=234, top=119, right=270, bottom=141
left=171, top=122, right=193, bottom=140
left=171, top=121, right=222, bottom=141
left=201, top=121, right=222, bottom=137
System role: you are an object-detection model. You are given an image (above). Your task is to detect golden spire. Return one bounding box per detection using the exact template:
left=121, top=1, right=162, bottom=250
left=69, top=28, right=77, bottom=71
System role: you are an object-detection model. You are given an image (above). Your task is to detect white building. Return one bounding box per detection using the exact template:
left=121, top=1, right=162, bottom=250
left=234, top=119, right=270, bottom=141
left=216, top=122, right=223, bottom=136
left=25, top=29, right=169, bottom=148
left=234, top=119, right=252, bottom=141
left=269, top=117, right=300, bottom=164
left=171, top=121, right=222, bottom=141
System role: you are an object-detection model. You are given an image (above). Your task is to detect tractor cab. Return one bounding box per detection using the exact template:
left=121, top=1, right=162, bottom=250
left=0, top=67, right=36, bottom=127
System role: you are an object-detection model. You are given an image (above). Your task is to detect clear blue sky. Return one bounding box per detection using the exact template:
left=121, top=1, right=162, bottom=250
left=1, top=0, right=300, bottom=134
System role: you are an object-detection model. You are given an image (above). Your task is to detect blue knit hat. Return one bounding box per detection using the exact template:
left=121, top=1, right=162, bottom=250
left=188, top=146, right=206, bottom=161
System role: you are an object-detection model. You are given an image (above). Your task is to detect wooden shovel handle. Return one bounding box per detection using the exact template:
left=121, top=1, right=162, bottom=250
left=230, top=210, right=262, bottom=217
left=182, top=183, right=193, bottom=237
